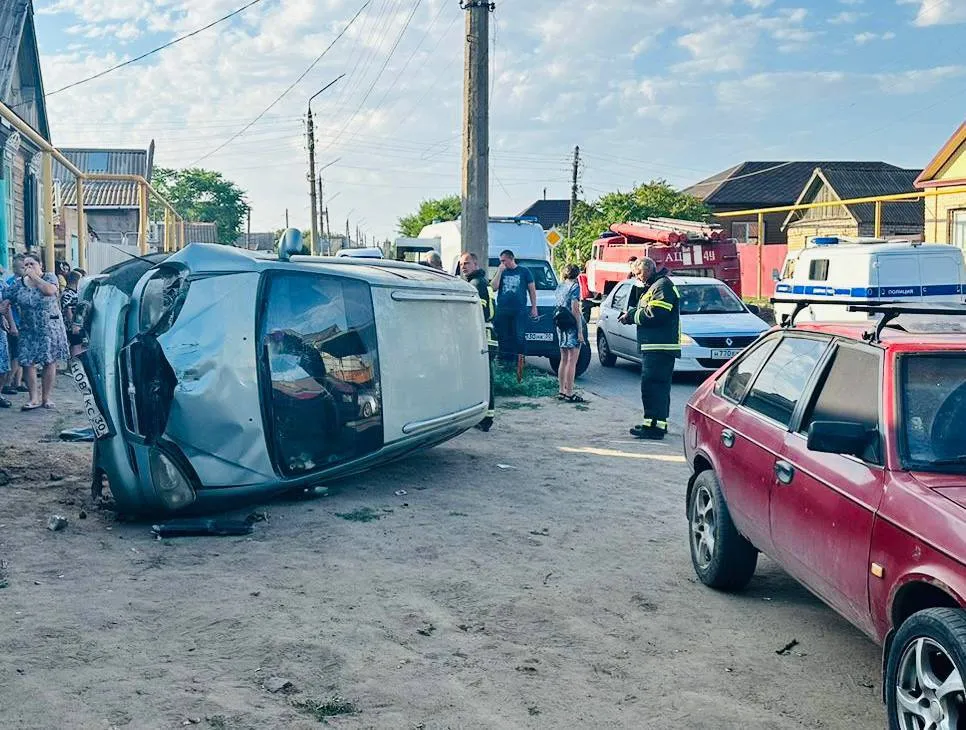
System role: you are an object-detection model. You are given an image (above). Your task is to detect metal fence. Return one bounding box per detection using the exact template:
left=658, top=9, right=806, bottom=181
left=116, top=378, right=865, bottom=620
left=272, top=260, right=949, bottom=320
left=86, top=239, right=157, bottom=275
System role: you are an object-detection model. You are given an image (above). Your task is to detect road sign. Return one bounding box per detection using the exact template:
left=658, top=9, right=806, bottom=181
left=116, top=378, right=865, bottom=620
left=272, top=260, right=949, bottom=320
left=546, top=227, right=563, bottom=247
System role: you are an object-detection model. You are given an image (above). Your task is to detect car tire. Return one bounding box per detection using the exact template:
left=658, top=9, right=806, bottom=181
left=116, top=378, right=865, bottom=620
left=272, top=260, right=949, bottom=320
left=688, top=469, right=758, bottom=591
left=886, top=607, right=966, bottom=730
left=597, top=331, right=617, bottom=367
left=576, top=341, right=591, bottom=378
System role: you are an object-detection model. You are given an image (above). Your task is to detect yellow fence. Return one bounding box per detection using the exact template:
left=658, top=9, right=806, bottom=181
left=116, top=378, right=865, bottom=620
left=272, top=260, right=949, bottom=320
left=716, top=186, right=966, bottom=297
left=0, top=100, right=185, bottom=272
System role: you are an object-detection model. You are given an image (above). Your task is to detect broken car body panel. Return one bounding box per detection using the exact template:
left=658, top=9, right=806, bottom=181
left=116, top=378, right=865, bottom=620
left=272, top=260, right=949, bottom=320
left=80, top=244, right=489, bottom=515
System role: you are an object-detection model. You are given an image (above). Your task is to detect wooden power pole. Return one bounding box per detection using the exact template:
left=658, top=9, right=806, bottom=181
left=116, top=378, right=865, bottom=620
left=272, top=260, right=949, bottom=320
left=317, top=177, right=326, bottom=254
left=307, top=108, right=319, bottom=255
left=568, top=145, right=580, bottom=238
left=460, top=0, right=494, bottom=261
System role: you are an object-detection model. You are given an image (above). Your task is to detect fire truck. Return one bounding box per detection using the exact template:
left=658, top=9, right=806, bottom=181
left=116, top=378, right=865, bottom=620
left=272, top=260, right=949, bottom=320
left=586, top=217, right=741, bottom=298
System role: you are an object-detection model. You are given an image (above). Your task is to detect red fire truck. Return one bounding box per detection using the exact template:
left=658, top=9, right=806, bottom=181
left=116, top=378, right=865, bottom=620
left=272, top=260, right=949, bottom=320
left=585, top=217, right=741, bottom=297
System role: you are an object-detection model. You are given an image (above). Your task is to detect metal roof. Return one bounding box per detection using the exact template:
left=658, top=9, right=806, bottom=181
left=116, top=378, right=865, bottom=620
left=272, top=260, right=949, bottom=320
left=52, top=146, right=152, bottom=180
left=60, top=180, right=138, bottom=209
left=517, top=199, right=571, bottom=230
left=684, top=161, right=913, bottom=208
left=0, top=0, right=49, bottom=140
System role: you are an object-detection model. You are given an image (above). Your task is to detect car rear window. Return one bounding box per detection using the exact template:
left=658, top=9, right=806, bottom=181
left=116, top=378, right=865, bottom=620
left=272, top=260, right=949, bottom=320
left=743, top=337, right=828, bottom=426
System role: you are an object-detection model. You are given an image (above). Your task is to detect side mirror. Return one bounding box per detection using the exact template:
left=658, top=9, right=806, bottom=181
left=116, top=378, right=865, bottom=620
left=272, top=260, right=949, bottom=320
left=807, top=420, right=871, bottom=458
left=278, top=228, right=304, bottom=261
left=746, top=304, right=761, bottom=315
left=771, top=268, right=781, bottom=281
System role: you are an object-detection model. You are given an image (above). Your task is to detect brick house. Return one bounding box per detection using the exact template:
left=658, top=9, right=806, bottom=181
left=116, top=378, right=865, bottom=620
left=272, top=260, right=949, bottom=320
left=783, top=165, right=923, bottom=251
left=0, top=0, right=50, bottom=270
left=683, top=161, right=916, bottom=246
left=915, top=120, right=966, bottom=248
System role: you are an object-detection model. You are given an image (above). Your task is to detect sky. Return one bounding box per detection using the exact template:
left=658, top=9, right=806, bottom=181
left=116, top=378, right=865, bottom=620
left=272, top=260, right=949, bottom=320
left=31, top=0, right=966, bottom=241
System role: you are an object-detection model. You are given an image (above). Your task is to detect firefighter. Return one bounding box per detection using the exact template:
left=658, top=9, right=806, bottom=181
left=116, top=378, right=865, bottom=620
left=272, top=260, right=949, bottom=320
left=619, top=257, right=680, bottom=440
left=459, top=252, right=496, bottom=432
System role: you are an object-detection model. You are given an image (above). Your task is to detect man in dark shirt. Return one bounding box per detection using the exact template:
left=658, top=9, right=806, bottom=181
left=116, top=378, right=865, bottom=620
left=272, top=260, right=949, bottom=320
left=489, top=249, right=537, bottom=364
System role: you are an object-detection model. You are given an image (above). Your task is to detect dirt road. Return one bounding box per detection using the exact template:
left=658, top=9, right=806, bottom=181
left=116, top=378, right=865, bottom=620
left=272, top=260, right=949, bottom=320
left=0, top=375, right=882, bottom=729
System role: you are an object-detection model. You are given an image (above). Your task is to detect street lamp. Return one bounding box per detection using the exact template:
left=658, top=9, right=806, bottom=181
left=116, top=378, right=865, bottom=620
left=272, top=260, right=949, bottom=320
left=307, top=74, right=345, bottom=256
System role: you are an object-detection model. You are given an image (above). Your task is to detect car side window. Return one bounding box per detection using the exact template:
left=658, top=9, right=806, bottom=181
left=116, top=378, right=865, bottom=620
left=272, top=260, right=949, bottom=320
left=800, top=345, right=882, bottom=464
left=611, top=282, right=631, bottom=311
left=718, top=337, right=779, bottom=403
left=742, top=337, right=829, bottom=427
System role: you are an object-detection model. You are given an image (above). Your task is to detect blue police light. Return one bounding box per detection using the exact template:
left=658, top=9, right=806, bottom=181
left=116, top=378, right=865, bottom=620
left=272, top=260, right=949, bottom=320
left=813, top=237, right=839, bottom=246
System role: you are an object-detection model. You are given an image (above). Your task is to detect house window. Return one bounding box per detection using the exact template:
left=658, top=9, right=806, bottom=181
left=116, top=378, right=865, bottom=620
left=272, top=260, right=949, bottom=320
left=808, top=258, right=830, bottom=281
left=951, top=210, right=966, bottom=250
left=732, top=221, right=763, bottom=244
left=3, top=159, right=13, bottom=249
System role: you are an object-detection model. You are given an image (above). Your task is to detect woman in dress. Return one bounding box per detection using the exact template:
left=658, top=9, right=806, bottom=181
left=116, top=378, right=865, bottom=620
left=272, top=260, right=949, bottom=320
left=1, top=253, right=69, bottom=410
left=0, top=296, right=14, bottom=408
left=554, top=263, right=587, bottom=403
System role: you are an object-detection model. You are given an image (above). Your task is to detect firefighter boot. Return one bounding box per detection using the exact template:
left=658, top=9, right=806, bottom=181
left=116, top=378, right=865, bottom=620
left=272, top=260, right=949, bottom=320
left=629, top=418, right=666, bottom=440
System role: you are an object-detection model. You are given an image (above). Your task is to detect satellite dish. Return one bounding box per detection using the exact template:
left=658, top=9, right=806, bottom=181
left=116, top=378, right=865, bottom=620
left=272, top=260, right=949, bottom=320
left=278, top=228, right=304, bottom=261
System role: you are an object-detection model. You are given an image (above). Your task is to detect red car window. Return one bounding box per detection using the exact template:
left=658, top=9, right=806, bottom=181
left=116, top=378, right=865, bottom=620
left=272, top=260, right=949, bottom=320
left=743, top=336, right=828, bottom=427
left=719, top=336, right=779, bottom=403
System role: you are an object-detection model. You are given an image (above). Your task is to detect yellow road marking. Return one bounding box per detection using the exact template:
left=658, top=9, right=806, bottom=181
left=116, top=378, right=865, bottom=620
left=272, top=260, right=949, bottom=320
left=559, top=446, right=686, bottom=463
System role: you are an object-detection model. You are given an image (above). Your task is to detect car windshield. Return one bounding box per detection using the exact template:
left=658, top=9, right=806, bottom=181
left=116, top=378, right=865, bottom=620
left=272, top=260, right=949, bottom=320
left=260, top=273, right=383, bottom=477
left=488, top=258, right=558, bottom=290
left=678, top=283, right=746, bottom=315
left=900, top=353, right=966, bottom=470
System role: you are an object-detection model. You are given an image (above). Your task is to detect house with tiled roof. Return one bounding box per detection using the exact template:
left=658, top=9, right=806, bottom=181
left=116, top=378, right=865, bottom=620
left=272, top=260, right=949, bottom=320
left=783, top=165, right=923, bottom=250
left=517, top=198, right=570, bottom=231
left=915, top=120, right=966, bottom=248
left=52, top=143, right=154, bottom=254
left=0, top=0, right=50, bottom=269
left=683, top=161, right=916, bottom=246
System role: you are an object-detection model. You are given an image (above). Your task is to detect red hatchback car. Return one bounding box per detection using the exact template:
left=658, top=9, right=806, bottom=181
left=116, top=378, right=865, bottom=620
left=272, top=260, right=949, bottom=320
left=683, top=303, right=966, bottom=730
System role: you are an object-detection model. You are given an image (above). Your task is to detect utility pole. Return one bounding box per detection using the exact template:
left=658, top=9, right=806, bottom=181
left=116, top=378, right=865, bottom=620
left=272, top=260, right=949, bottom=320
left=247, top=206, right=252, bottom=250
left=317, top=177, right=325, bottom=254
left=346, top=219, right=350, bottom=244
left=285, top=208, right=289, bottom=228
left=306, top=76, right=344, bottom=257
left=568, top=145, right=580, bottom=238
left=325, top=207, right=331, bottom=242
left=460, top=0, right=494, bottom=262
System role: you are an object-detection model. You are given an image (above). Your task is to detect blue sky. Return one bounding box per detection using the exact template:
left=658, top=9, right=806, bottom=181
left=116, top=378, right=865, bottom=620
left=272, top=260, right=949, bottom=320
left=30, top=0, right=966, bottom=238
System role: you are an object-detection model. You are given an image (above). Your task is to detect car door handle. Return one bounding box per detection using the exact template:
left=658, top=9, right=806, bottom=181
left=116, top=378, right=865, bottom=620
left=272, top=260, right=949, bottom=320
left=774, top=460, right=795, bottom=485
left=721, top=429, right=735, bottom=448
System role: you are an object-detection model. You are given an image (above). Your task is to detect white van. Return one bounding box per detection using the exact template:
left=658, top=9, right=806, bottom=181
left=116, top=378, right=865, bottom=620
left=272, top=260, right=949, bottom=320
left=335, top=246, right=384, bottom=259
left=773, top=239, right=966, bottom=323
left=418, top=217, right=589, bottom=374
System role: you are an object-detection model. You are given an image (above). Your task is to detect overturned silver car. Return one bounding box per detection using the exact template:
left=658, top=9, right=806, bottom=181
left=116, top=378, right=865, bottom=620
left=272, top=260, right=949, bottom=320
left=74, top=244, right=490, bottom=515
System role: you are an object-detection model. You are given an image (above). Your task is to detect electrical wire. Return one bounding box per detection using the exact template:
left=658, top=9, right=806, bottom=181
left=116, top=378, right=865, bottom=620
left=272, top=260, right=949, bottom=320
left=45, top=0, right=271, bottom=97
left=189, top=0, right=373, bottom=165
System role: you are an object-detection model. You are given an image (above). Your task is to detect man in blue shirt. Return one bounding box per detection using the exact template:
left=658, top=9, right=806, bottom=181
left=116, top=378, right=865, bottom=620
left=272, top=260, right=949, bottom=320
left=490, top=249, right=537, bottom=364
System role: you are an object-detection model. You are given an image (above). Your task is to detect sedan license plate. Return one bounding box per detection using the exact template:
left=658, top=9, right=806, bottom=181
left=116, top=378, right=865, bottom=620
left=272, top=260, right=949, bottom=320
left=68, top=358, right=111, bottom=439
left=710, top=348, right=742, bottom=360
left=525, top=332, right=554, bottom=342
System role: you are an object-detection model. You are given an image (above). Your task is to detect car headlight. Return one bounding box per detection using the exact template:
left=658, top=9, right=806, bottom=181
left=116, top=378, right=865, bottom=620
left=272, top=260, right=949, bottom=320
left=149, top=449, right=196, bottom=510
left=680, top=334, right=696, bottom=346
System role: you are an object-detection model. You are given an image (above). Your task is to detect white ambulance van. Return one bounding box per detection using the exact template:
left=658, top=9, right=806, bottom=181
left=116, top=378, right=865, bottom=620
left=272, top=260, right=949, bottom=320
left=773, top=238, right=966, bottom=323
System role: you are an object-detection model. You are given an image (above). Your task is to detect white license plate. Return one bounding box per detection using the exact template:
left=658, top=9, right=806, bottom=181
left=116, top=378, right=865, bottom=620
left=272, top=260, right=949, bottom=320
left=68, top=358, right=111, bottom=439
left=710, top=348, right=742, bottom=360
left=525, top=332, right=554, bottom=342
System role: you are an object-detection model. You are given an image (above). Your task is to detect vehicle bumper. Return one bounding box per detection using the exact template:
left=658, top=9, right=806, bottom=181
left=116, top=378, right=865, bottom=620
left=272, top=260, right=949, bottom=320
left=676, top=344, right=743, bottom=372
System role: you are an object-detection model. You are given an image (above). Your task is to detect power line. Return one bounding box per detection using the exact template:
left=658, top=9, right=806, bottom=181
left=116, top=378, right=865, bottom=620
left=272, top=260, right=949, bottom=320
left=45, top=0, right=271, bottom=97
left=190, top=0, right=373, bottom=165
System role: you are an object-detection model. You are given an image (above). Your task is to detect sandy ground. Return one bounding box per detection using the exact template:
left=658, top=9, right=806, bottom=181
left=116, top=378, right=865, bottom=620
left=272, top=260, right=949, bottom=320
left=0, top=374, right=883, bottom=729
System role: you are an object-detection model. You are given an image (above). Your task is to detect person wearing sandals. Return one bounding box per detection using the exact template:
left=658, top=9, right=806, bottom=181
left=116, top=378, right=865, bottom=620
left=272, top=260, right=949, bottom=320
left=553, top=264, right=587, bottom=403
left=1, top=253, right=68, bottom=410
left=0, top=298, right=14, bottom=408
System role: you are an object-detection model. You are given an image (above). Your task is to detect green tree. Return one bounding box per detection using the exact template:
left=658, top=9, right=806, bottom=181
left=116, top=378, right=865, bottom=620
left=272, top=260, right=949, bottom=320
left=397, top=194, right=461, bottom=237
left=560, top=181, right=710, bottom=264
left=152, top=167, right=249, bottom=245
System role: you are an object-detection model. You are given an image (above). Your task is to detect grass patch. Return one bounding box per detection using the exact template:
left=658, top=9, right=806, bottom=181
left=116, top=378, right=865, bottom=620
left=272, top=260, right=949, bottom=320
left=501, top=400, right=542, bottom=411
left=292, top=697, right=358, bottom=721
left=335, top=507, right=381, bottom=523
left=493, top=367, right=559, bottom=398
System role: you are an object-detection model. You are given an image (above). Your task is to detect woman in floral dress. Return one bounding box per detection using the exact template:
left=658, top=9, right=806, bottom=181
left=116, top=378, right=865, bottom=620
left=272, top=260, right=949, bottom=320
left=1, top=253, right=68, bottom=410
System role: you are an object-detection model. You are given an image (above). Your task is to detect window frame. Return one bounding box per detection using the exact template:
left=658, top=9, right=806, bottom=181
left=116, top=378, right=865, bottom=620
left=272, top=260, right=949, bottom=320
left=610, top=280, right=633, bottom=311
left=808, top=258, right=830, bottom=282
left=950, top=208, right=966, bottom=250
left=715, top=333, right=780, bottom=404
left=733, top=333, right=834, bottom=431
left=794, top=340, right=885, bottom=466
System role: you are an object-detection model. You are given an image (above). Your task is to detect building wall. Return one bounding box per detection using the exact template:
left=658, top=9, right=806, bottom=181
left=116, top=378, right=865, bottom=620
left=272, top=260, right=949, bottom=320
left=86, top=209, right=140, bottom=245
left=711, top=210, right=790, bottom=245
left=786, top=219, right=859, bottom=251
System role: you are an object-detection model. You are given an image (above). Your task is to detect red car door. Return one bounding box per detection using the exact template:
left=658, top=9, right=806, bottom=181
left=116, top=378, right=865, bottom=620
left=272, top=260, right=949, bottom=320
left=711, top=334, right=829, bottom=555
left=770, top=342, right=885, bottom=637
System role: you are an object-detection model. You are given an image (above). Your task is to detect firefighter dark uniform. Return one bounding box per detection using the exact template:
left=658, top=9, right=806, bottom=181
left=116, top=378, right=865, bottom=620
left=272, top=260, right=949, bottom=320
left=465, top=268, right=496, bottom=432
left=622, top=267, right=680, bottom=440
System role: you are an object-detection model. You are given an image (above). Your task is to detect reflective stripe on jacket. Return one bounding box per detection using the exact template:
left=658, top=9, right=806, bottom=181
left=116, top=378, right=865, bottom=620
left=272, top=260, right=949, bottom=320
left=629, top=268, right=681, bottom=354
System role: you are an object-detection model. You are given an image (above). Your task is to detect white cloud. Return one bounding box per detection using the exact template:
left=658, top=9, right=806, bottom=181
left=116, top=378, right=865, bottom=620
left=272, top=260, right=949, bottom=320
left=854, top=30, right=897, bottom=43
left=828, top=11, right=863, bottom=23
left=897, top=0, right=966, bottom=26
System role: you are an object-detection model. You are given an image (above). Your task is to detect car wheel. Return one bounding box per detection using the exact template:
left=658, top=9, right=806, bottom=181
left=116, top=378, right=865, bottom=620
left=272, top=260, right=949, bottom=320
left=576, top=341, right=591, bottom=378
left=548, top=354, right=560, bottom=374
left=688, top=470, right=758, bottom=591
left=597, top=330, right=617, bottom=367
left=886, top=607, right=966, bottom=730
